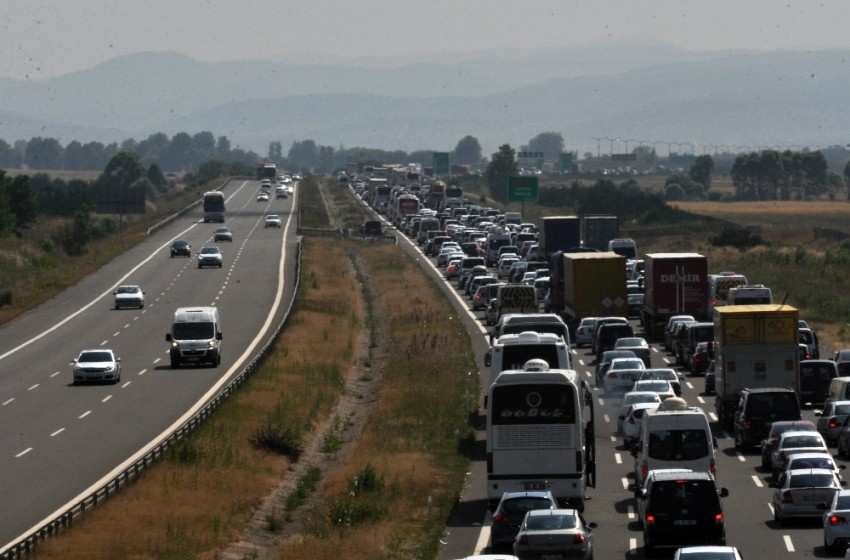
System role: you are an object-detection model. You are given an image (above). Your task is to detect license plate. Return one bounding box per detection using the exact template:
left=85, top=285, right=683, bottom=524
left=802, top=496, right=824, bottom=502
left=523, top=481, right=545, bottom=490
left=673, top=520, right=697, bottom=526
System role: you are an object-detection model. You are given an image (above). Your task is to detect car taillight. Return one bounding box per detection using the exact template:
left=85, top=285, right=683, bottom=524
left=710, top=458, right=717, bottom=475
left=829, top=515, right=849, bottom=525
left=830, top=419, right=839, bottom=429
left=628, top=415, right=636, bottom=424
left=779, top=451, right=786, bottom=461
left=743, top=421, right=752, bottom=430
left=645, top=514, right=655, bottom=526
left=515, top=534, right=528, bottom=545
left=781, top=491, right=793, bottom=504
left=608, top=371, right=617, bottom=378
left=573, top=532, right=588, bottom=544
left=492, top=513, right=509, bottom=523
left=641, top=461, right=648, bottom=479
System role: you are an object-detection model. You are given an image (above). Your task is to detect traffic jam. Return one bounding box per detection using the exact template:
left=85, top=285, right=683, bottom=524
left=349, top=172, right=850, bottom=559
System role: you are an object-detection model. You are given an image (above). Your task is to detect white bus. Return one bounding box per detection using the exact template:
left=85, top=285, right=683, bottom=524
left=486, top=362, right=596, bottom=510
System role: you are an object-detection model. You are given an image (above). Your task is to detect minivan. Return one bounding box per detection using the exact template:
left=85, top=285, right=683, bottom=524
left=166, top=307, right=222, bottom=368
left=633, top=397, right=717, bottom=487
left=595, top=322, right=635, bottom=361
left=733, top=387, right=802, bottom=449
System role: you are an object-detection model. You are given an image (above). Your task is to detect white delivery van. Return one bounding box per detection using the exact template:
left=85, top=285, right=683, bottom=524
left=165, top=307, right=222, bottom=368
left=632, top=397, right=717, bottom=486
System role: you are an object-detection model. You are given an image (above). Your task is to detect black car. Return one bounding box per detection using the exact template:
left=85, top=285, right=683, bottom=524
left=627, top=292, right=644, bottom=318
left=169, top=240, right=191, bottom=257
left=799, top=359, right=839, bottom=407
left=636, top=470, right=728, bottom=556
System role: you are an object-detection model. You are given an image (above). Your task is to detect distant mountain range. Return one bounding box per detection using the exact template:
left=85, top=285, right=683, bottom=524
left=1, top=43, right=848, bottom=157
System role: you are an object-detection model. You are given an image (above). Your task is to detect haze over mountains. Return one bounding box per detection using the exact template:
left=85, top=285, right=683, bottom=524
left=1, top=43, right=848, bottom=157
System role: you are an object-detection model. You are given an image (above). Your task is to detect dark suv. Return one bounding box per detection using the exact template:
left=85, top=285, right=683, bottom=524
left=635, top=470, right=728, bottom=556
left=733, top=387, right=802, bottom=450
left=595, top=323, right=635, bottom=361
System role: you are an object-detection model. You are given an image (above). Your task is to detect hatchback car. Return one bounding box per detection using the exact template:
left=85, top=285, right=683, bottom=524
left=489, top=491, right=558, bottom=549
left=823, top=488, right=850, bottom=554
left=637, top=368, right=683, bottom=397
left=169, top=239, right=191, bottom=257
left=264, top=214, right=282, bottom=228
left=595, top=350, right=637, bottom=385
left=213, top=227, right=232, bottom=242
left=73, top=349, right=122, bottom=385
left=772, top=468, right=842, bottom=525
left=197, top=246, right=223, bottom=268
left=613, top=336, right=651, bottom=368
left=112, top=284, right=145, bottom=309
left=512, top=508, right=596, bottom=560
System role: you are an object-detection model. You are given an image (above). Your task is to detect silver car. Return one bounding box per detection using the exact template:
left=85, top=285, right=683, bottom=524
left=574, top=317, right=598, bottom=348
left=823, top=488, right=850, bottom=554
left=197, top=246, right=223, bottom=268
left=772, top=468, right=842, bottom=525
left=512, top=508, right=596, bottom=560
left=73, top=349, right=121, bottom=385
left=817, top=400, right=850, bottom=445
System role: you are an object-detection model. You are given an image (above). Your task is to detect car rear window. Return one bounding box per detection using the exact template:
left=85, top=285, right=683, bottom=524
left=503, top=497, right=554, bottom=514
left=526, top=513, right=577, bottom=530
left=783, top=435, right=824, bottom=448
left=748, top=393, right=800, bottom=415
left=648, top=429, right=709, bottom=461
left=648, top=480, right=720, bottom=512
left=787, top=457, right=834, bottom=470
left=789, top=473, right=834, bottom=488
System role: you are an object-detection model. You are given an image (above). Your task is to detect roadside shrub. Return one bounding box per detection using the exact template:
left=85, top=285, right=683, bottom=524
left=249, top=423, right=302, bottom=461
left=709, top=226, right=764, bottom=249
left=665, top=184, right=684, bottom=200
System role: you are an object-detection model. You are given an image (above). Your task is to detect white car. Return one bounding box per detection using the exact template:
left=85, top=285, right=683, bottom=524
left=770, top=431, right=829, bottom=478
left=603, top=357, right=646, bottom=396
left=772, top=468, right=842, bottom=525
left=256, top=192, right=269, bottom=201
left=617, top=391, right=663, bottom=433
left=73, top=349, right=122, bottom=384
left=673, top=546, right=743, bottom=560
left=112, top=284, right=144, bottom=309
left=497, top=256, right=519, bottom=279
left=623, top=402, right=660, bottom=450
left=575, top=317, right=598, bottom=348
left=264, top=214, right=282, bottom=228
left=631, top=379, right=677, bottom=402
left=197, top=246, right=223, bottom=268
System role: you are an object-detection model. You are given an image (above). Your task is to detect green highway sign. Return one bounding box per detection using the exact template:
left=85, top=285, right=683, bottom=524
left=508, top=176, right=539, bottom=203
left=433, top=152, right=450, bottom=175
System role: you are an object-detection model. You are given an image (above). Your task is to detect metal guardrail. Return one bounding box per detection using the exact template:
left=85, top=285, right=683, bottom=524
left=0, top=240, right=303, bottom=560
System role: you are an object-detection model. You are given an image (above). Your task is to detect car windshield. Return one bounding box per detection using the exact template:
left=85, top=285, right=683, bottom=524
left=79, top=352, right=112, bottom=362
left=201, top=247, right=220, bottom=254
left=624, top=393, right=661, bottom=405
left=216, top=228, right=229, bottom=233
left=172, top=322, right=215, bottom=339
left=635, top=381, right=670, bottom=392
left=648, top=429, right=709, bottom=460
left=173, top=241, right=188, bottom=247
left=525, top=513, right=577, bottom=531
left=116, top=286, right=138, bottom=294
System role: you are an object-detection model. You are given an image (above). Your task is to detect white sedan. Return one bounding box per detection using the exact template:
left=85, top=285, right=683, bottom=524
left=112, top=284, right=144, bottom=309
left=603, top=357, right=646, bottom=396
left=264, top=214, right=282, bottom=228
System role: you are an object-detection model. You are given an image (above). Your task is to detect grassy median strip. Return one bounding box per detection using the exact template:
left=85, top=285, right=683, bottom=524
left=33, top=180, right=479, bottom=559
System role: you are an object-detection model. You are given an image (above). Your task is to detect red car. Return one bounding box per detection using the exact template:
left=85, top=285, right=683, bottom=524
left=690, top=341, right=713, bottom=375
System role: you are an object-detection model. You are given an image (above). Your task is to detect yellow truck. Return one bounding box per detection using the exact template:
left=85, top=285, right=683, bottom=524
left=561, top=252, right=627, bottom=331
left=713, top=304, right=799, bottom=428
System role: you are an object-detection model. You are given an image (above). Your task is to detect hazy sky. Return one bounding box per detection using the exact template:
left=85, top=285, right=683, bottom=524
left=3, top=0, right=850, bottom=80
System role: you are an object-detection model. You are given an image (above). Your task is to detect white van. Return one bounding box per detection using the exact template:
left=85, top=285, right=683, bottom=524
left=825, top=377, right=850, bottom=408
left=632, top=397, right=717, bottom=486
left=165, top=307, right=222, bottom=368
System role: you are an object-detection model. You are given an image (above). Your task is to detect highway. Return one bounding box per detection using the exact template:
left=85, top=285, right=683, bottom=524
left=385, top=218, right=842, bottom=559
left=0, top=179, right=299, bottom=549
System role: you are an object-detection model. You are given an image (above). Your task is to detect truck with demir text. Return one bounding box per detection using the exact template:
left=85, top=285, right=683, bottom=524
left=641, top=253, right=708, bottom=339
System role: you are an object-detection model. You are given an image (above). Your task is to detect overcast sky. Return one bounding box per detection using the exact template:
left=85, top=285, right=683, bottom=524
left=3, top=0, right=850, bottom=80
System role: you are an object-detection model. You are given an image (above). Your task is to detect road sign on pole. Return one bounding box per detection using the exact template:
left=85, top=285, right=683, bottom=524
left=433, top=152, right=450, bottom=175
left=508, top=176, right=539, bottom=203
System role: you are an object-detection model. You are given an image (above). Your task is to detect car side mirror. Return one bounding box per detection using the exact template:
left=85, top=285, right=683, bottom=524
left=166, top=333, right=173, bottom=342
left=216, top=332, right=223, bottom=340
left=840, top=465, right=847, bottom=470
left=633, top=488, right=644, bottom=499
left=713, top=436, right=718, bottom=449
left=587, top=522, right=598, bottom=530
left=116, top=357, right=121, bottom=362
left=484, top=350, right=492, bottom=368
left=719, top=488, right=729, bottom=498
